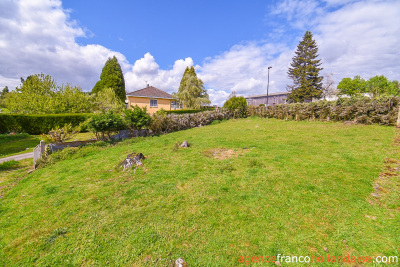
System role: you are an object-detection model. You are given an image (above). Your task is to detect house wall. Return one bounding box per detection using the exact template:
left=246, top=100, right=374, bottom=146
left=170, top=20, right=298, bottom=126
left=246, top=94, right=288, bottom=106
left=127, top=96, right=172, bottom=114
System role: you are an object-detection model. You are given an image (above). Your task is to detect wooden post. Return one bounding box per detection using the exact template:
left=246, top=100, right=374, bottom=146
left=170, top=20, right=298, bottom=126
left=40, top=140, right=45, bottom=157
left=33, top=140, right=45, bottom=169
left=397, top=105, right=400, bottom=127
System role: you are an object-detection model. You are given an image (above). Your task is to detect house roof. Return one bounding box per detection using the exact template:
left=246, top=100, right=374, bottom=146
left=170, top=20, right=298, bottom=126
left=246, top=92, right=289, bottom=99
left=126, top=86, right=173, bottom=99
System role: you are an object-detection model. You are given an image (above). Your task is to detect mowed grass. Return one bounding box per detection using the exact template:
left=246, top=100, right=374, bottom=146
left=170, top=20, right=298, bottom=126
left=0, top=133, right=41, bottom=158
left=0, top=118, right=399, bottom=266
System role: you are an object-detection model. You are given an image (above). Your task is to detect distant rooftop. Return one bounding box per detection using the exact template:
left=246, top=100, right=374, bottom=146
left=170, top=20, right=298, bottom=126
left=126, top=86, right=173, bottom=99
left=246, top=92, right=289, bottom=98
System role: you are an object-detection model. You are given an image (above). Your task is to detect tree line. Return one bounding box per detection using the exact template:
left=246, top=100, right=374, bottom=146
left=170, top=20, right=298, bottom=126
left=286, top=31, right=399, bottom=102
left=0, top=56, right=210, bottom=114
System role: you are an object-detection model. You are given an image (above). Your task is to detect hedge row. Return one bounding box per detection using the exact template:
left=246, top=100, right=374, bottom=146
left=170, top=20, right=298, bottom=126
left=165, top=109, right=204, bottom=115
left=247, top=97, right=400, bottom=126
left=165, top=107, right=216, bottom=115
left=0, top=113, right=90, bottom=134
left=150, top=109, right=233, bottom=134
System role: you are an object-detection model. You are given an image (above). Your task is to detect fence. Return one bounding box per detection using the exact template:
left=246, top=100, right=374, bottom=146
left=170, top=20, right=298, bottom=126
left=33, top=140, right=45, bottom=168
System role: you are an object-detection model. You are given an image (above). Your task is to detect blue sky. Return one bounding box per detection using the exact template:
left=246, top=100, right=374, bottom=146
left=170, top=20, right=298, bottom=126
left=63, top=0, right=276, bottom=68
left=0, top=0, right=399, bottom=105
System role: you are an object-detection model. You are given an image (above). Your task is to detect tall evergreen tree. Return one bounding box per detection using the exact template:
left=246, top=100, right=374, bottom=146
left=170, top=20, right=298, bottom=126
left=92, top=56, right=126, bottom=102
left=287, top=31, right=323, bottom=103
left=174, top=66, right=210, bottom=109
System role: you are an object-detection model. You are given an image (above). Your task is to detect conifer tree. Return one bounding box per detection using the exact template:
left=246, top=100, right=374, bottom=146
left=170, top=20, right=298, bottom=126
left=92, top=56, right=126, bottom=102
left=174, top=66, right=210, bottom=109
left=287, top=31, right=323, bottom=102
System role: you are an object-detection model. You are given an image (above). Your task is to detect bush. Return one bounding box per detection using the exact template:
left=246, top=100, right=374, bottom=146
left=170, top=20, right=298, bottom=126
left=223, top=96, right=248, bottom=118
left=78, top=119, right=90, bottom=132
left=0, top=113, right=89, bottom=134
left=124, top=105, right=152, bottom=134
left=0, top=160, right=20, bottom=170
left=42, top=123, right=78, bottom=144
left=164, top=109, right=204, bottom=115
left=149, top=109, right=233, bottom=135
left=247, top=96, right=400, bottom=126
left=87, top=111, right=125, bottom=140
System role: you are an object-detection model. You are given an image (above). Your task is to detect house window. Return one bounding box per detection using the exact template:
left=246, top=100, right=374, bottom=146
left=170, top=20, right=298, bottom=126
left=150, top=99, right=158, bottom=107
left=170, top=101, right=182, bottom=110
left=171, top=101, right=176, bottom=110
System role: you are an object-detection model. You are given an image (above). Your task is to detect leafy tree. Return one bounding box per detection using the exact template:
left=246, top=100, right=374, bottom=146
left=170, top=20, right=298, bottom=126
left=174, top=66, right=210, bottom=109
left=52, top=84, right=94, bottom=113
left=92, top=56, right=126, bottom=102
left=223, top=96, right=247, bottom=118
left=93, top=87, right=126, bottom=113
left=337, top=76, right=367, bottom=96
left=287, top=31, right=323, bottom=102
left=3, top=73, right=57, bottom=113
left=0, top=86, right=9, bottom=107
left=2, top=73, right=92, bottom=114
left=124, top=105, right=152, bottom=134
left=367, top=75, right=400, bottom=97
left=337, top=75, right=399, bottom=97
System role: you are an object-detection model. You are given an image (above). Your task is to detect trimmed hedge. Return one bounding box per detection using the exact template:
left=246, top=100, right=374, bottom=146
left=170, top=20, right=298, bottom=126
left=150, top=109, right=233, bottom=134
left=165, top=107, right=215, bottom=115
left=165, top=109, right=204, bottom=115
left=247, top=97, right=400, bottom=125
left=0, top=113, right=90, bottom=134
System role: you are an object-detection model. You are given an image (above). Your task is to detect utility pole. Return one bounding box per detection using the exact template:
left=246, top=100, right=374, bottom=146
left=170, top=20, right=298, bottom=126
left=267, top=66, right=272, bottom=106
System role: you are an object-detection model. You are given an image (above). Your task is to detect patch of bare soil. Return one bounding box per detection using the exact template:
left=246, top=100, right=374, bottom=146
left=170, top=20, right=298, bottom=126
left=368, top=130, right=400, bottom=210
left=203, top=148, right=248, bottom=160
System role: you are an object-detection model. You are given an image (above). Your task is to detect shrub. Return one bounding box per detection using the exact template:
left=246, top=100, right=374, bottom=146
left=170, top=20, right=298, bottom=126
left=248, top=96, right=399, bottom=126
left=43, top=123, right=78, bottom=144
left=165, top=109, right=204, bottom=115
left=0, top=160, right=20, bottom=170
left=124, top=105, right=152, bottom=134
left=0, top=113, right=89, bottom=134
left=149, top=109, right=233, bottom=135
left=156, top=108, right=168, bottom=116
left=87, top=111, right=125, bottom=140
left=78, top=119, right=90, bottom=132
left=223, top=96, right=248, bottom=118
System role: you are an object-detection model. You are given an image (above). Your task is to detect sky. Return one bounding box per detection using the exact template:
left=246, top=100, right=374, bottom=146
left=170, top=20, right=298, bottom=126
left=0, top=0, right=399, bottom=106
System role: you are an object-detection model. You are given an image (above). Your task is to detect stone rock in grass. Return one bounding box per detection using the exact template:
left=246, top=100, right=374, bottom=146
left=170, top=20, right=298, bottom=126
left=175, top=257, right=188, bottom=267
left=180, top=140, right=190, bottom=148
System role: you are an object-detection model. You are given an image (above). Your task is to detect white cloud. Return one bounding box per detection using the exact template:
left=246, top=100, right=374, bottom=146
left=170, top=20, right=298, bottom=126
left=0, top=0, right=194, bottom=96
left=0, top=0, right=127, bottom=90
left=206, top=89, right=230, bottom=107
left=0, top=0, right=399, bottom=108
left=124, top=53, right=194, bottom=94
left=315, top=0, right=400, bottom=80
left=198, top=42, right=290, bottom=95
left=200, top=0, right=400, bottom=106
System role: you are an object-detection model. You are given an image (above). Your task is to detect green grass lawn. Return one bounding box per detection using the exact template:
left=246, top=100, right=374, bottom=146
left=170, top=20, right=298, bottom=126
left=0, top=133, right=41, bottom=158
left=0, top=118, right=399, bottom=266
left=0, top=132, right=96, bottom=158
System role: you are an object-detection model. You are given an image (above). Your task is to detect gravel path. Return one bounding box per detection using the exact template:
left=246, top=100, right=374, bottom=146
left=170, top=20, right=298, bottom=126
left=0, top=152, right=34, bottom=163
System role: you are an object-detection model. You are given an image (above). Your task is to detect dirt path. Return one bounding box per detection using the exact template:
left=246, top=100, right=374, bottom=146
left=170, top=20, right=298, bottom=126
left=0, top=152, right=33, bottom=163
